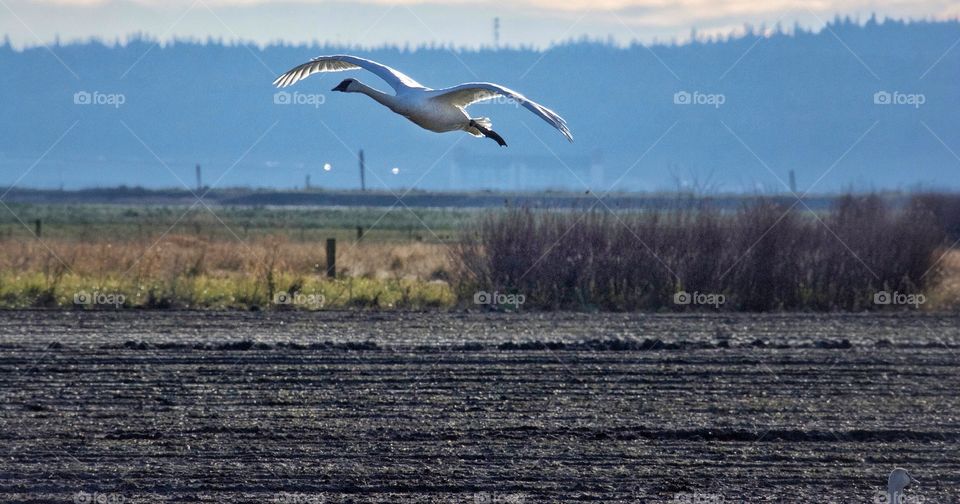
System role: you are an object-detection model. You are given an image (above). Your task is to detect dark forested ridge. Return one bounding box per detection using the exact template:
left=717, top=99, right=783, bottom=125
left=1, top=17, right=958, bottom=192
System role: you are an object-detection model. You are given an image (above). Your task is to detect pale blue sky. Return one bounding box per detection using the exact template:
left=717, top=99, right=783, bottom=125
left=2, top=0, right=957, bottom=48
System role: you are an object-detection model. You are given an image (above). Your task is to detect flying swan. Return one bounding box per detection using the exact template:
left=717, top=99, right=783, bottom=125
left=272, top=55, right=573, bottom=146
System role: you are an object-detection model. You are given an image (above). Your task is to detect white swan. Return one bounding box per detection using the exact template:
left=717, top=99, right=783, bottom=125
left=272, top=55, right=573, bottom=147
left=887, top=468, right=917, bottom=503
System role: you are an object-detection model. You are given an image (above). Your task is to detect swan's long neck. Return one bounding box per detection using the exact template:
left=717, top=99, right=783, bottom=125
left=354, top=83, right=399, bottom=112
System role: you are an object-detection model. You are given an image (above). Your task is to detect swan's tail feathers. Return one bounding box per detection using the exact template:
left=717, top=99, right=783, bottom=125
left=468, top=118, right=507, bottom=147
left=472, top=117, right=492, bottom=129
left=465, top=117, right=493, bottom=137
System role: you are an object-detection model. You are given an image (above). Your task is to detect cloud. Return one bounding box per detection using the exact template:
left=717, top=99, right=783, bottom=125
left=28, top=0, right=959, bottom=32
left=6, top=0, right=957, bottom=49
left=27, top=0, right=959, bottom=12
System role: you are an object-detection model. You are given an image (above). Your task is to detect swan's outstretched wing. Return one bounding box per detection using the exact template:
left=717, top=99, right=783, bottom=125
left=431, top=82, right=573, bottom=142
left=272, top=55, right=424, bottom=93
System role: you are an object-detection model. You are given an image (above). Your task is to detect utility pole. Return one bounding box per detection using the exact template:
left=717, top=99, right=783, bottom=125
left=788, top=169, right=797, bottom=194
left=305, top=173, right=311, bottom=190
left=195, top=164, right=202, bottom=192
left=493, top=17, right=500, bottom=48
left=359, top=149, right=366, bottom=191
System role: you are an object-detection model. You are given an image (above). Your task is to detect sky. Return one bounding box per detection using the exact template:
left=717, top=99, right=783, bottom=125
left=1, top=0, right=958, bottom=49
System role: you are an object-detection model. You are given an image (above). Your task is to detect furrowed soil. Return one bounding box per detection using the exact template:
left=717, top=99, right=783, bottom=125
left=1, top=311, right=958, bottom=503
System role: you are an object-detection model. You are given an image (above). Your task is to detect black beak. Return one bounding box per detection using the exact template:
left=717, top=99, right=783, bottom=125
left=332, top=82, right=349, bottom=92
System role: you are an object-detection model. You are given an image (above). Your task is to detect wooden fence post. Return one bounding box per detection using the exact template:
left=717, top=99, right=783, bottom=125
left=326, top=238, right=336, bottom=278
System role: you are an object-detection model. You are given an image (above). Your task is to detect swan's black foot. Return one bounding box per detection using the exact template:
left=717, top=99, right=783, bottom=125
left=469, top=120, right=508, bottom=147
left=484, top=129, right=507, bottom=147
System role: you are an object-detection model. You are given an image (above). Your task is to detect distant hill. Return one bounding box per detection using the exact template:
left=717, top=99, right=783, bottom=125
left=1, top=17, right=958, bottom=193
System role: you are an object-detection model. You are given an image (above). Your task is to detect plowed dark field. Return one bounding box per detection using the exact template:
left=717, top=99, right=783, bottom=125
left=1, top=311, right=958, bottom=503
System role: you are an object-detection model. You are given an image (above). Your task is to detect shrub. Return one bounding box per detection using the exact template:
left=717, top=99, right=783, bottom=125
left=456, top=195, right=945, bottom=311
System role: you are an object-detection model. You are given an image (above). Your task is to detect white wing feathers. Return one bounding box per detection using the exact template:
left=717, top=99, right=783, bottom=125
left=273, top=55, right=573, bottom=143
left=272, top=55, right=424, bottom=92
left=431, top=82, right=573, bottom=142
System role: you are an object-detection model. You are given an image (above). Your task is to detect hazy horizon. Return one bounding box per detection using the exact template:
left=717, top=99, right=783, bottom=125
left=3, top=13, right=951, bottom=51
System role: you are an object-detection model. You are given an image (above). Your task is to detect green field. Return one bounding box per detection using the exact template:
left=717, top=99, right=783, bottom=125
left=0, top=203, right=478, bottom=243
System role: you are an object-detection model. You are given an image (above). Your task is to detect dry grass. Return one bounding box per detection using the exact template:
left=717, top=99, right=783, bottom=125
left=0, top=235, right=451, bottom=279
left=0, top=235, right=455, bottom=309
left=927, top=248, right=960, bottom=310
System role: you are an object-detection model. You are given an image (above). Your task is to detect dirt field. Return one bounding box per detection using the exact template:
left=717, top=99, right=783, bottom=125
left=1, top=311, right=958, bottom=503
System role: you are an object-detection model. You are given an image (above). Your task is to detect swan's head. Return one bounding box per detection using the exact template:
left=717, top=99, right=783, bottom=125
left=888, top=468, right=916, bottom=493
left=332, top=78, right=358, bottom=93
